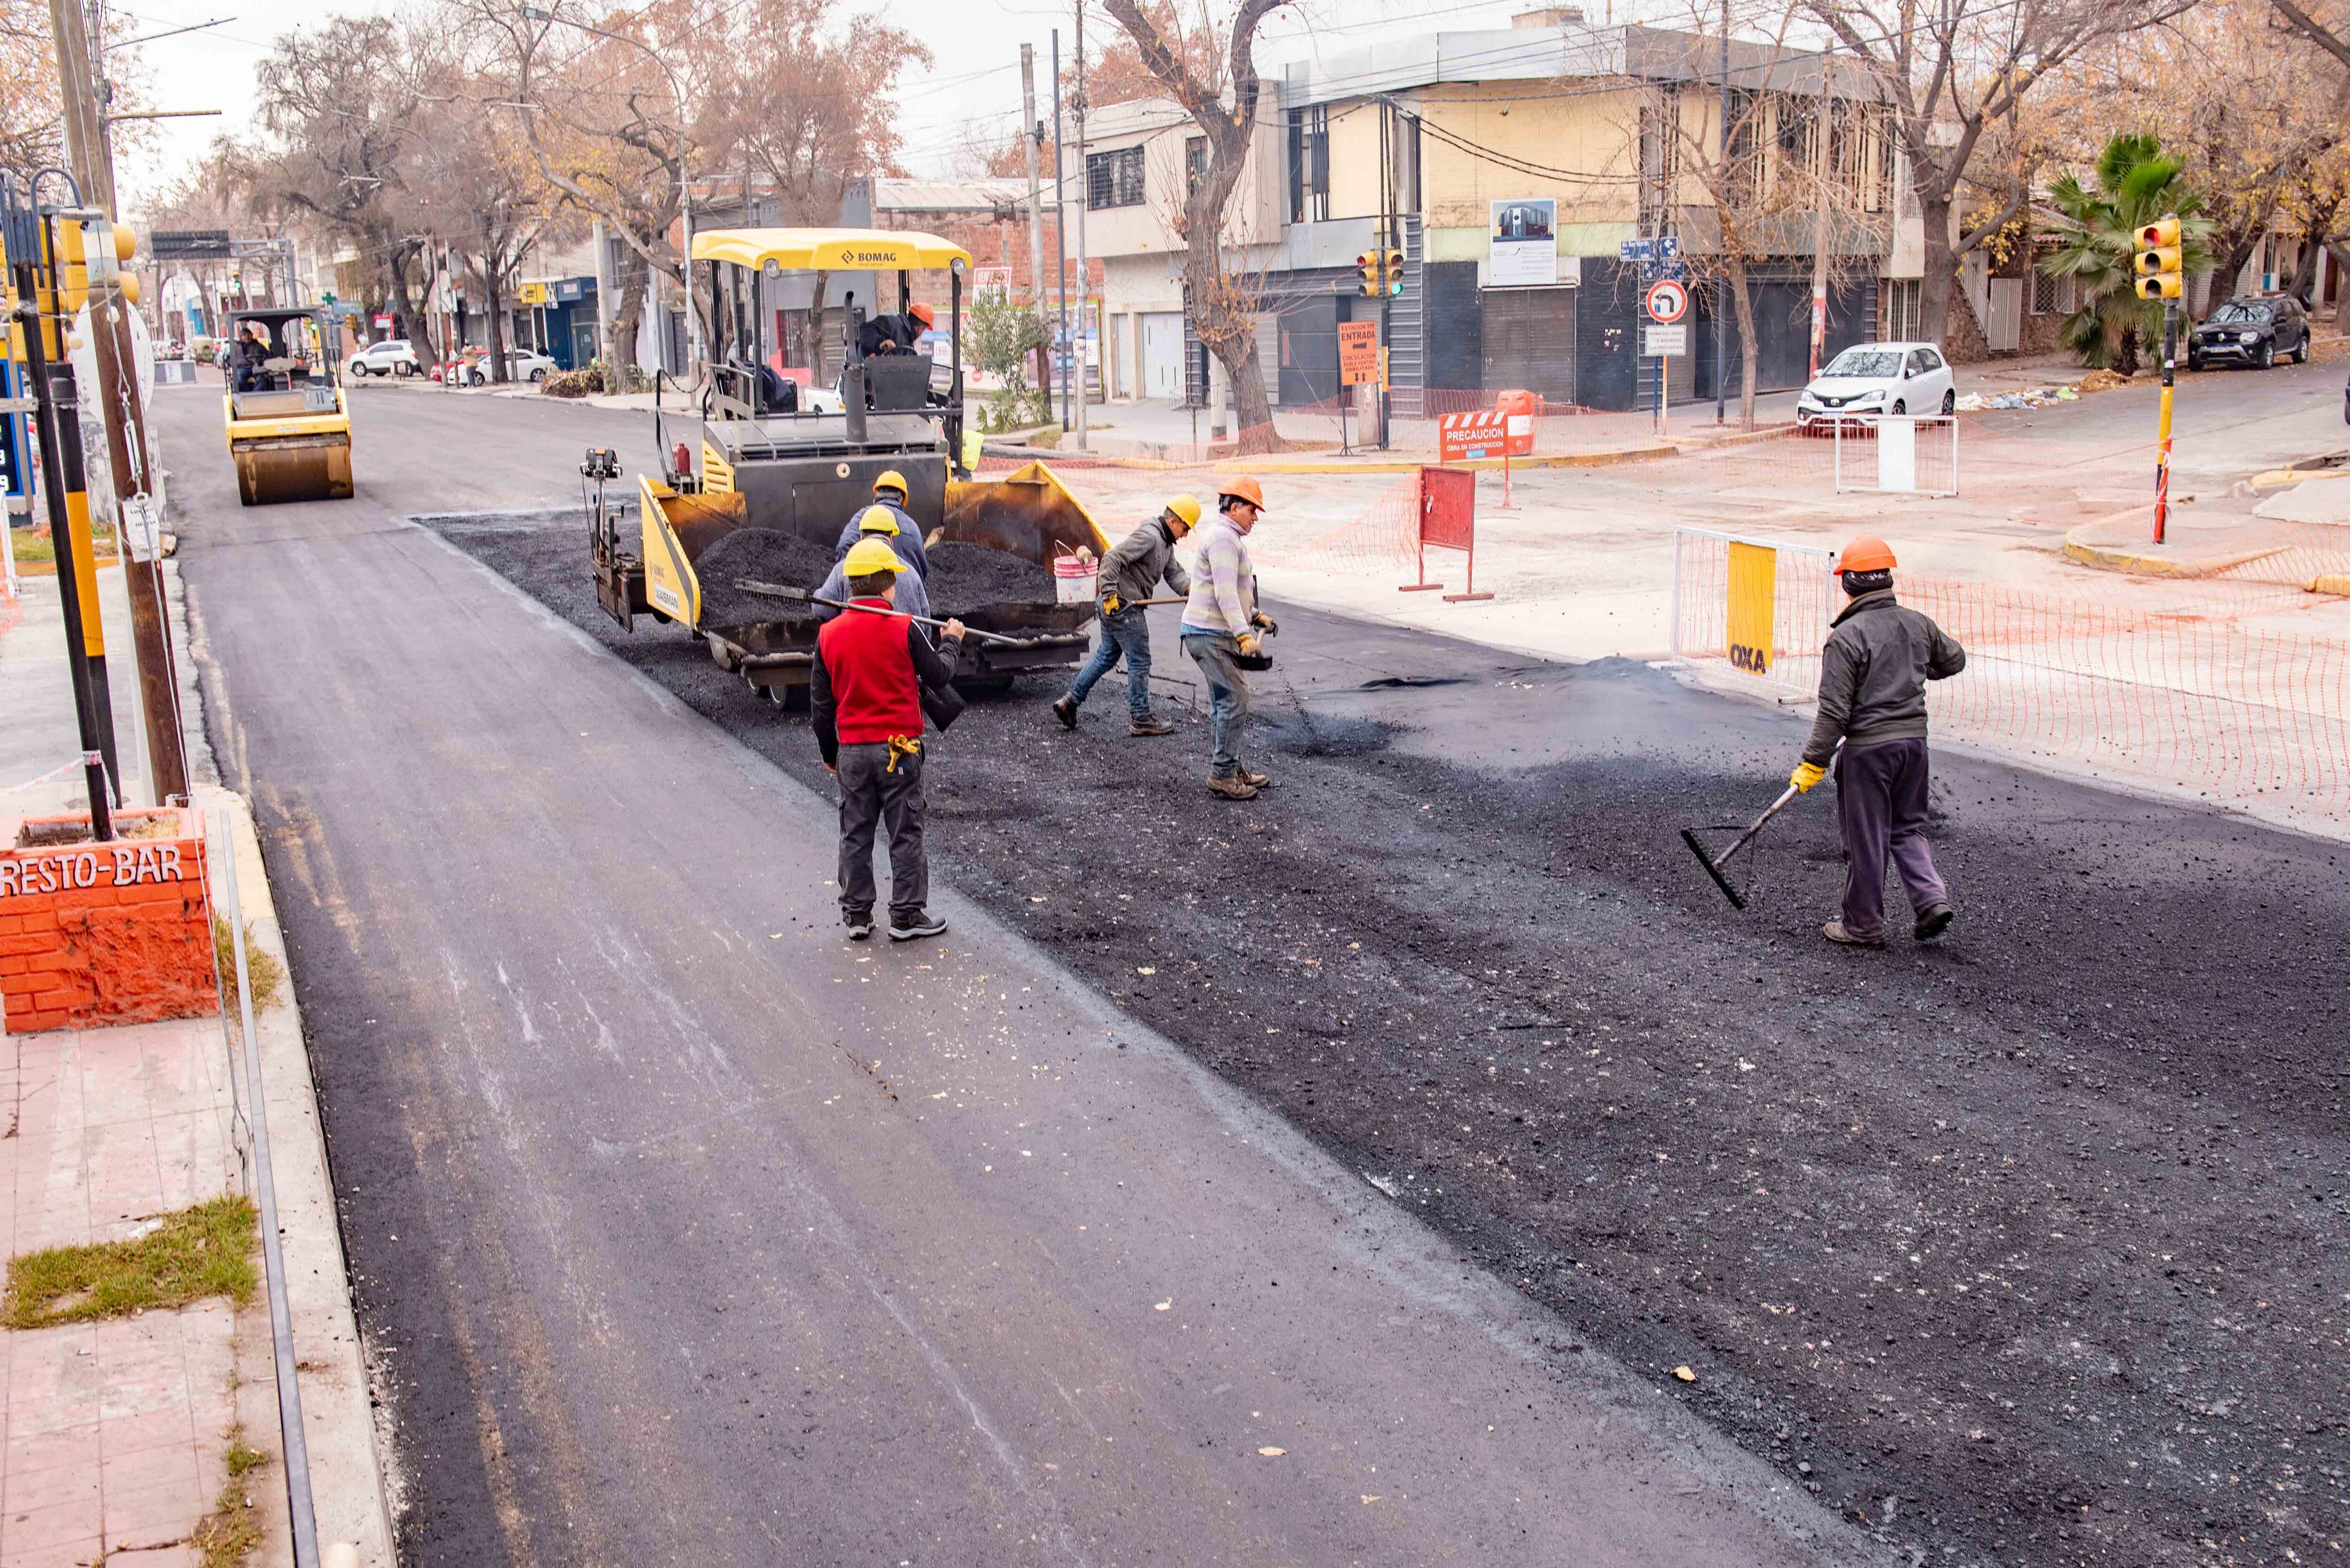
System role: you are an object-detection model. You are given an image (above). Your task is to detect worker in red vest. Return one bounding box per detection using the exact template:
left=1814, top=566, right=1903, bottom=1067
left=811, top=538, right=968, bottom=942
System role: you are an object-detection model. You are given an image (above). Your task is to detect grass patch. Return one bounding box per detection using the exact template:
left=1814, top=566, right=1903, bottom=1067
left=7, top=521, right=119, bottom=568
left=3, top=1194, right=257, bottom=1329
left=212, top=915, right=285, bottom=1014
left=189, top=1424, right=270, bottom=1567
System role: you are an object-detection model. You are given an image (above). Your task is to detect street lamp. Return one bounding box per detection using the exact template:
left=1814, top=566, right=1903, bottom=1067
left=520, top=4, right=699, bottom=373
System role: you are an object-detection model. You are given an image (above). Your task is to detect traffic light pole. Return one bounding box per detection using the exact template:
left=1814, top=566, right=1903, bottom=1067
left=2153, top=300, right=2178, bottom=545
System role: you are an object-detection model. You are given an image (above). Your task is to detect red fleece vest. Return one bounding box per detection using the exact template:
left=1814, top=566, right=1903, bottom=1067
left=818, top=600, right=924, bottom=744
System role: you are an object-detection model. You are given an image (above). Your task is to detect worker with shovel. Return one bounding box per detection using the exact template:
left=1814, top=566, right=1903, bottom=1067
left=835, top=470, right=929, bottom=579
left=1052, top=493, right=1198, bottom=736
left=1788, top=534, right=1966, bottom=947
left=811, top=538, right=968, bottom=943
left=1180, top=477, right=1277, bottom=800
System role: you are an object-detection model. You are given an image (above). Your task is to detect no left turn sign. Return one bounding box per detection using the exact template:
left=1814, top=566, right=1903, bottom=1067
left=1645, top=278, right=1690, bottom=324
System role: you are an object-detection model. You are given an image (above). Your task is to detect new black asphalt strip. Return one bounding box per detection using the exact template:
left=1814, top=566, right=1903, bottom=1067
left=157, top=387, right=2345, bottom=1567
left=429, top=514, right=2350, bottom=1568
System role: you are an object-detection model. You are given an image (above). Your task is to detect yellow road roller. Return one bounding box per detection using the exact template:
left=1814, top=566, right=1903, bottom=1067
left=220, top=305, right=353, bottom=505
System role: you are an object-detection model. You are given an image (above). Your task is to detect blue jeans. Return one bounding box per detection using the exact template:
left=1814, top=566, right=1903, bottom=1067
left=1182, top=632, right=1250, bottom=778
left=1066, top=607, right=1155, bottom=718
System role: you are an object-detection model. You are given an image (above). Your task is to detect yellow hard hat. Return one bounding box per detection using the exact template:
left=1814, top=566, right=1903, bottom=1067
left=843, top=537, right=908, bottom=577
left=1163, top=493, right=1202, bottom=528
left=873, top=469, right=909, bottom=498
left=856, top=504, right=901, bottom=535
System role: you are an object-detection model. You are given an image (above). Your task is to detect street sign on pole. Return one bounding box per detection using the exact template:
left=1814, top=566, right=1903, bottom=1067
left=1644, top=325, right=1688, bottom=357
left=1337, top=320, right=1379, bottom=387
left=1645, top=278, right=1690, bottom=324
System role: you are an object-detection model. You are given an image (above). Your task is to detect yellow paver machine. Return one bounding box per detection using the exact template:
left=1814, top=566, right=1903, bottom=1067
left=219, top=305, right=353, bottom=506
left=589, top=226, right=1106, bottom=705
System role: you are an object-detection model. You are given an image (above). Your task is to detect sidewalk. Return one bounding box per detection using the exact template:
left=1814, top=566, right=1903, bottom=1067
left=0, top=558, right=392, bottom=1564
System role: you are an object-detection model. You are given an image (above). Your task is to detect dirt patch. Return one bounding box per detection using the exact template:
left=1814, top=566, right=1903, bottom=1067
left=433, top=514, right=2350, bottom=1568
left=2075, top=369, right=2133, bottom=394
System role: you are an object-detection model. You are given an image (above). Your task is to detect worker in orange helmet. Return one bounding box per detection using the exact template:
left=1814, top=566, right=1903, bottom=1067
left=1788, top=534, right=1966, bottom=947
left=1180, top=476, right=1277, bottom=799
left=859, top=300, right=935, bottom=357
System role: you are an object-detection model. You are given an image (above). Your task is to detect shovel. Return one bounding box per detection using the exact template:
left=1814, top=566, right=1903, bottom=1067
left=1680, top=740, right=1841, bottom=910
left=734, top=578, right=1035, bottom=646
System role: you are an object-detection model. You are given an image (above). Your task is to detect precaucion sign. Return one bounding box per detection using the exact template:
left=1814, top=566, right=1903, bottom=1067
left=1337, top=321, right=1380, bottom=386
left=1725, top=541, right=1777, bottom=675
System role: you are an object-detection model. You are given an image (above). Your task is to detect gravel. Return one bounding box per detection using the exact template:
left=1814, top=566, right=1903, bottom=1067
left=433, top=512, right=2350, bottom=1568
left=691, top=529, right=834, bottom=629
left=924, top=541, right=1058, bottom=616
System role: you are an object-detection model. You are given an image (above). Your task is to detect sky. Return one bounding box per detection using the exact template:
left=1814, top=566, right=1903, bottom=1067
left=115, top=0, right=1569, bottom=214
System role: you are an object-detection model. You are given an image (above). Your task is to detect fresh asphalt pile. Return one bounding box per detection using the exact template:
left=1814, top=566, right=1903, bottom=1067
left=688, top=529, right=833, bottom=630
left=923, top=540, right=1058, bottom=616
left=432, top=511, right=2350, bottom=1568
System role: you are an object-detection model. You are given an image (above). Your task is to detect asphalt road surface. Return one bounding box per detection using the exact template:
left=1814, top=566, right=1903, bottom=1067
left=168, top=384, right=2348, bottom=1567
left=157, top=384, right=1884, bottom=1567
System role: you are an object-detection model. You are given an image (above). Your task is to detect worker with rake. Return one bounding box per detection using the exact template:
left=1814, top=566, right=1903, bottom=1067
left=1788, top=534, right=1965, bottom=947
left=1052, top=492, right=1198, bottom=737
left=812, top=538, right=967, bottom=943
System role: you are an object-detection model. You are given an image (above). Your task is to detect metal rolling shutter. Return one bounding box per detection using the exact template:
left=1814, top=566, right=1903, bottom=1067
left=1478, top=286, right=1576, bottom=404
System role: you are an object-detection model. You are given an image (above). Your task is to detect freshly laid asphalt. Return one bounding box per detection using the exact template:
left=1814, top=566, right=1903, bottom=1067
left=162, top=382, right=2349, bottom=1568
left=158, top=382, right=1881, bottom=1566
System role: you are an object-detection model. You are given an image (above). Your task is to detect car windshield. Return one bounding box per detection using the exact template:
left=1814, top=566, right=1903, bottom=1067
left=2208, top=304, right=2271, bottom=324
left=1822, top=349, right=1904, bottom=378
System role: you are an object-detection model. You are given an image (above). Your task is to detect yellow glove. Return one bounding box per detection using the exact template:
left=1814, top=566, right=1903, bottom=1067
left=1789, top=761, right=1827, bottom=794
left=1236, top=632, right=1263, bottom=658
left=1100, top=591, right=1121, bottom=615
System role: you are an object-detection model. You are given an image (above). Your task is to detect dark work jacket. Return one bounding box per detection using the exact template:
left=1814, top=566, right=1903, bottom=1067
left=1097, top=517, right=1193, bottom=608
left=857, top=314, right=920, bottom=357
left=832, top=501, right=928, bottom=578
left=1801, top=589, right=1967, bottom=766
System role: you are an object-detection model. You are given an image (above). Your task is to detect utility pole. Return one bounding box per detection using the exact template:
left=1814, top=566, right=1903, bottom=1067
left=1714, top=0, right=1728, bottom=426
left=1807, top=45, right=1834, bottom=381
left=1072, top=0, right=1088, bottom=449
left=49, top=0, right=186, bottom=804
left=1020, top=44, right=1050, bottom=408
left=1050, top=27, right=1071, bottom=432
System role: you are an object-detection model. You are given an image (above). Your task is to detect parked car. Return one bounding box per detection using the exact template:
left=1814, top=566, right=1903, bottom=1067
left=452, top=350, right=557, bottom=386
left=2189, top=296, right=2309, bottom=370
left=1794, top=342, right=1956, bottom=424
left=347, top=338, right=417, bottom=378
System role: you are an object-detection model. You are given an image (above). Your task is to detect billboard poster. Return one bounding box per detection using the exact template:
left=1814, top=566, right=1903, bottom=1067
left=1488, top=198, right=1559, bottom=287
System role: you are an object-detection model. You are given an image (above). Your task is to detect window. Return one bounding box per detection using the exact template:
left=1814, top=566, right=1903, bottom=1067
left=1186, top=135, right=1208, bottom=197
left=1638, top=92, right=1679, bottom=233
left=2030, top=268, right=2076, bottom=317
left=1725, top=88, right=1764, bottom=203
left=1087, top=147, right=1146, bottom=210
left=1881, top=279, right=1920, bottom=342
left=1776, top=95, right=1814, bottom=173
left=1288, top=105, right=1329, bottom=223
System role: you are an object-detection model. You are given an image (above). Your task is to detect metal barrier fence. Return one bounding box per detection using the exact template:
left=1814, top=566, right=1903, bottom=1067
left=1673, top=528, right=2350, bottom=823
left=1829, top=414, right=1960, bottom=496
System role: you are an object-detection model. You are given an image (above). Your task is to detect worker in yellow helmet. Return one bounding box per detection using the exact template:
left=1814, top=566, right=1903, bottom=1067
left=835, top=469, right=927, bottom=577
left=816, top=506, right=930, bottom=624
left=1052, top=494, right=1199, bottom=737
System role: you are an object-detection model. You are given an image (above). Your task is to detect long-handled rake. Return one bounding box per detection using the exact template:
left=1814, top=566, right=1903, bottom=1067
left=1680, top=741, right=1840, bottom=910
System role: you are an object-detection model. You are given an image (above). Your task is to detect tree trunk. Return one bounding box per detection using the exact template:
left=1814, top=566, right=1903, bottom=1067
left=2115, top=326, right=2140, bottom=378
left=1730, top=256, right=1759, bottom=430
left=1918, top=193, right=1958, bottom=346
left=485, top=269, right=509, bottom=384
left=612, top=247, right=648, bottom=381
left=1222, top=330, right=1275, bottom=448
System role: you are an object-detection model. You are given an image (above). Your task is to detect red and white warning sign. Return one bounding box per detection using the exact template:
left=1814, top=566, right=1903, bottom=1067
left=1644, top=278, right=1689, bottom=324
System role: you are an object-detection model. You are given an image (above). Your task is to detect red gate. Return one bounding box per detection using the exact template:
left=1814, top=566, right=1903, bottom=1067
left=1401, top=467, right=1491, bottom=602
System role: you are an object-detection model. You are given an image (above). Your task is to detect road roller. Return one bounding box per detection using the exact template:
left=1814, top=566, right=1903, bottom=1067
left=591, top=225, right=1106, bottom=704
left=220, top=305, right=353, bottom=505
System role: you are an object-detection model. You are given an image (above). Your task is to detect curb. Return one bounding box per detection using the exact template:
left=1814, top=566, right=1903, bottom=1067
left=204, top=784, right=399, bottom=1567
left=1213, top=443, right=1679, bottom=476
left=2059, top=535, right=2292, bottom=578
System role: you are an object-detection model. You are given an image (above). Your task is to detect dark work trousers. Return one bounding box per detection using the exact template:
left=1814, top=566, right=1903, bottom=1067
left=1835, top=737, right=1948, bottom=937
left=835, top=741, right=928, bottom=922
left=1065, top=607, right=1155, bottom=718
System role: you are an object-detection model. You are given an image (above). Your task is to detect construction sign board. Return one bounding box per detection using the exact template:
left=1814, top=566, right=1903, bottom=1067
left=1725, top=541, right=1777, bottom=674
left=1439, top=410, right=1509, bottom=462
left=1338, top=321, right=1380, bottom=386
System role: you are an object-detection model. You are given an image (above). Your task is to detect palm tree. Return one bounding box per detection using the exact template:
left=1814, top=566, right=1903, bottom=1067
left=2038, top=133, right=2215, bottom=375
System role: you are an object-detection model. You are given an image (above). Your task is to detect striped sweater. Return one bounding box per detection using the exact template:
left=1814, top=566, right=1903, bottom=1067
left=1178, top=513, right=1257, bottom=638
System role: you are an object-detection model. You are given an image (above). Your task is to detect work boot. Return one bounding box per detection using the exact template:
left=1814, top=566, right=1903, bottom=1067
left=1235, top=763, right=1271, bottom=788
left=1206, top=774, right=1260, bottom=801
left=1129, top=716, right=1175, bottom=736
left=1821, top=920, right=1884, bottom=947
left=1051, top=696, right=1079, bottom=730
left=844, top=912, right=874, bottom=942
left=1913, top=903, right=1956, bottom=942
left=889, top=910, right=948, bottom=942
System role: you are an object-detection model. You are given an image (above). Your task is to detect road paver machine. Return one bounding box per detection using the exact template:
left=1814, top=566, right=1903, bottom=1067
left=590, top=226, right=1105, bottom=702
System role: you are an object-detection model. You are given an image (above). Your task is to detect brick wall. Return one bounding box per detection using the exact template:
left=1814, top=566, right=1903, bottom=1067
left=1, top=808, right=218, bottom=1035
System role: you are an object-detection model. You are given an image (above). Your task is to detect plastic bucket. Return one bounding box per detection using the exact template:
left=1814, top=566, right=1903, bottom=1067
left=1053, top=554, right=1098, bottom=605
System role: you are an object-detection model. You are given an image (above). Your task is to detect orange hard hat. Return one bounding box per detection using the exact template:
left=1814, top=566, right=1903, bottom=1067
left=908, top=301, right=935, bottom=328
left=1833, top=533, right=1896, bottom=574
left=1218, top=475, right=1265, bottom=510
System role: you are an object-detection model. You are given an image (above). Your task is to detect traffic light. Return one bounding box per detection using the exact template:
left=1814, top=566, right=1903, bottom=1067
left=1356, top=250, right=1380, bottom=296
left=2135, top=217, right=2183, bottom=300
left=1383, top=249, right=1404, bottom=297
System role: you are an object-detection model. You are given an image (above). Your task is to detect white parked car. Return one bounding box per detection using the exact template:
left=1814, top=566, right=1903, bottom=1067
left=1795, top=342, right=1956, bottom=423
left=459, top=350, right=558, bottom=386
left=347, top=338, right=417, bottom=378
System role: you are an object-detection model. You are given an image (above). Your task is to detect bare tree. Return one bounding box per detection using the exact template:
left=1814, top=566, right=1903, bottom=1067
left=1805, top=0, right=2195, bottom=344
left=1102, top=0, right=1286, bottom=449
left=406, top=70, right=565, bottom=382
left=711, top=0, right=928, bottom=224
